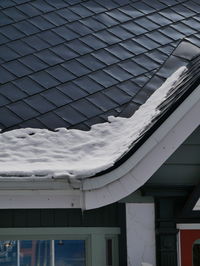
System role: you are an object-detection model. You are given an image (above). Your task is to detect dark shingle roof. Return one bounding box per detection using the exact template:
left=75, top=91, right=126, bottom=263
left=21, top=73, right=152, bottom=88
left=0, top=0, right=200, bottom=131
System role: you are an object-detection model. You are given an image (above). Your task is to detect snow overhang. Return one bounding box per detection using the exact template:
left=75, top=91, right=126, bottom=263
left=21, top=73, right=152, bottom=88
left=0, top=67, right=189, bottom=180
left=0, top=61, right=200, bottom=209
left=83, top=83, right=200, bottom=209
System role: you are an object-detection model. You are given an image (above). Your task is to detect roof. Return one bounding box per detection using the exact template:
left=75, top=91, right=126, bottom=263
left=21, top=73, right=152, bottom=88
left=0, top=1, right=200, bottom=210
left=1, top=0, right=200, bottom=132
left=0, top=66, right=189, bottom=179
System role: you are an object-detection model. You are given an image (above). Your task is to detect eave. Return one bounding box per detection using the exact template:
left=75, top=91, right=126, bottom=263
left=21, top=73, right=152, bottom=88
left=0, top=81, right=199, bottom=209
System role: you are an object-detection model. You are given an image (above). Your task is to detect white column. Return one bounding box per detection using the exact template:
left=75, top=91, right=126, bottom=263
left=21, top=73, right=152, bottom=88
left=126, top=203, right=155, bottom=266
left=50, top=240, right=55, bottom=266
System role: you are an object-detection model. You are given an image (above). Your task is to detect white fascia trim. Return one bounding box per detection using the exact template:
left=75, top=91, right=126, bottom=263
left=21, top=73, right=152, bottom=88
left=177, top=224, right=200, bottom=230
left=83, top=85, right=200, bottom=209
left=0, top=86, right=199, bottom=209
left=0, top=190, right=82, bottom=209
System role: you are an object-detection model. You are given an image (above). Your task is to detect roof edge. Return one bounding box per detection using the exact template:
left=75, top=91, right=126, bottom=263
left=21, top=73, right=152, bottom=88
left=83, top=84, right=200, bottom=209
left=0, top=81, right=199, bottom=209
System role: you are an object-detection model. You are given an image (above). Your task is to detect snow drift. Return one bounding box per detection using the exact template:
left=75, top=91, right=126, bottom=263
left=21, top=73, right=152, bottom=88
left=0, top=67, right=187, bottom=180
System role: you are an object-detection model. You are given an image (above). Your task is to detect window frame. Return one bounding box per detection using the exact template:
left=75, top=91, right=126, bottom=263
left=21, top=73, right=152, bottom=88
left=0, top=227, right=120, bottom=266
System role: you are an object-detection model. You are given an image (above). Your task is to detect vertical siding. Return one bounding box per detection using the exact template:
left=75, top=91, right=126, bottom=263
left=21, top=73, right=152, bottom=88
left=0, top=203, right=122, bottom=228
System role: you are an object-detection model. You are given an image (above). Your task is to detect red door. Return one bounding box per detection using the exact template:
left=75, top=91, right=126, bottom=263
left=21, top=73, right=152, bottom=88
left=180, top=229, right=200, bottom=266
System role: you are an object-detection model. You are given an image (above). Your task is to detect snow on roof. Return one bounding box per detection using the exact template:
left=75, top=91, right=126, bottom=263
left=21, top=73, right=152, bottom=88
left=0, top=67, right=187, bottom=180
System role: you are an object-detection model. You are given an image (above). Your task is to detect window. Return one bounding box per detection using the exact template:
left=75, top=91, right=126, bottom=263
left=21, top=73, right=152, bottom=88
left=193, top=239, right=200, bottom=266
left=0, top=227, right=120, bottom=266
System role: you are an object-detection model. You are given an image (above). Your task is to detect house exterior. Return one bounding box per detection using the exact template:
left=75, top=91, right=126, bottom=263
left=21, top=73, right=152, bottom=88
left=0, top=0, right=200, bottom=265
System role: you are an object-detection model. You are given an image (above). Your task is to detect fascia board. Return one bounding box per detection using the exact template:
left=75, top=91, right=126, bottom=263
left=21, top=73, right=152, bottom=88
left=83, top=85, right=200, bottom=209
left=0, top=189, right=82, bottom=209
left=83, top=85, right=200, bottom=191
left=0, top=86, right=199, bottom=209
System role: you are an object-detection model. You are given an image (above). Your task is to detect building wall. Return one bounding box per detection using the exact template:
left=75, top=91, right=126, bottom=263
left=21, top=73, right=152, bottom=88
left=126, top=203, right=156, bottom=266
left=147, top=126, right=200, bottom=187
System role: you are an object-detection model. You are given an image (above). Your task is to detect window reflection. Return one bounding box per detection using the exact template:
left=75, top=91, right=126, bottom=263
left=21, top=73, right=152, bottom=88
left=0, top=241, right=17, bottom=266
left=193, top=239, right=200, bottom=266
left=20, top=240, right=50, bottom=266
left=55, top=240, right=86, bottom=266
left=0, top=240, right=86, bottom=266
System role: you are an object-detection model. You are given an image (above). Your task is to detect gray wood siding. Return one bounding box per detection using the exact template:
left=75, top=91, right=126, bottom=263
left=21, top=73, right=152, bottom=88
left=0, top=204, right=122, bottom=228
left=148, top=126, right=200, bottom=186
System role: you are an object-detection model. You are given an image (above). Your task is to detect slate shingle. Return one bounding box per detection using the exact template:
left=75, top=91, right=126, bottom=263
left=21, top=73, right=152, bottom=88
left=81, top=1, right=106, bottom=14
left=0, top=25, right=25, bottom=40
left=77, top=54, right=105, bottom=71
left=38, top=30, right=65, bottom=46
left=120, top=40, right=147, bottom=55
left=108, top=26, right=133, bottom=40
left=81, top=35, right=107, bottom=50
left=93, top=30, right=121, bottom=45
left=132, top=2, right=155, bottom=14
left=13, top=77, right=45, bottom=95
left=74, top=76, right=104, bottom=93
left=19, top=55, right=47, bottom=72
left=57, top=82, right=88, bottom=100
left=117, top=80, right=141, bottom=97
left=69, top=5, right=93, bottom=18
left=0, top=83, right=27, bottom=101
left=17, top=3, right=42, bottom=17
left=0, top=66, right=16, bottom=83
left=147, top=13, right=171, bottom=26
left=56, top=8, right=80, bottom=22
left=67, top=21, right=92, bottom=36
left=66, top=39, right=92, bottom=55
left=88, top=92, right=118, bottom=112
left=92, top=49, right=119, bottom=65
left=71, top=98, right=102, bottom=118
left=119, top=5, right=144, bottom=18
left=104, top=65, right=132, bottom=82
left=43, top=12, right=67, bottom=26
left=47, top=65, right=76, bottom=83
left=37, top=113, right=70, bottom=129
left=0, top=107, right=22, bottom=127
left=121, top=21, right=147, bottom=35
left=24, top=95, right=55, bottom=114
left=0, top=13, right=13, bottom=26
left=135, top=17, right=159, bottom=31
left=0, top=45, right=20, bottom=61
left=119, top=60, right=147, bottom=76
left=29, top=16, right=55, bottom=30
left=95, top=13, right=118, bottom=27
left=80, top=17, right=106, bottom=31
left=7, top=40, right=35, bottom=56
left=50, top=44, right=78, bottom=60
left=35, top=49, right=64, bottom=66
left=106, top=45, right=133, bottom=60
left=103, top=87, right=131, bottom=105
left=55, top=105, right=86, bottom=124
left=62, top=60, right=90, bottom=77
left=8, top=101, right=40, bottom=120
left=30, top=71, right=60, bottom=89
left=14, top=20, right=40, bottom=35
left=107, top=9, right=131, bottom=23
left=0, top=0, right=200, bottom=131
left=89, top=70, right=118, bottom=87
left=41, top=88, right=72, bottom=107
left=23, top=35, right=49, bottom=51
left=3, top=60, right=32, bottom=78
left=52, top=26, right=79, bottom=41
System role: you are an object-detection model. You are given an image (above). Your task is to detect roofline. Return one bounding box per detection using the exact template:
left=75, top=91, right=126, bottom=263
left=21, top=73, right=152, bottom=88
left=0, top=82, right=199, bottom=209
left=82, top=84, right=200, bottom=209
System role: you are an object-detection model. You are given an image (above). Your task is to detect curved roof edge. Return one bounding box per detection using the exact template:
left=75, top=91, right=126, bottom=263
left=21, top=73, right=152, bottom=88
left=83, top=83, right=200, bottom=209
left=0, top=75, right=199, bottom=210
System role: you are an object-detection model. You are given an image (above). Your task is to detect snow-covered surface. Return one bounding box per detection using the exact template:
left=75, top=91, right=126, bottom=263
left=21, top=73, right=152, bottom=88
left=0, top=67, right=187, bottom=180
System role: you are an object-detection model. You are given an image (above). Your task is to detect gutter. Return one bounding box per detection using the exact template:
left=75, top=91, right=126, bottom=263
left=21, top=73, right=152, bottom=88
left=82, top=84, right=200, bottom=209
